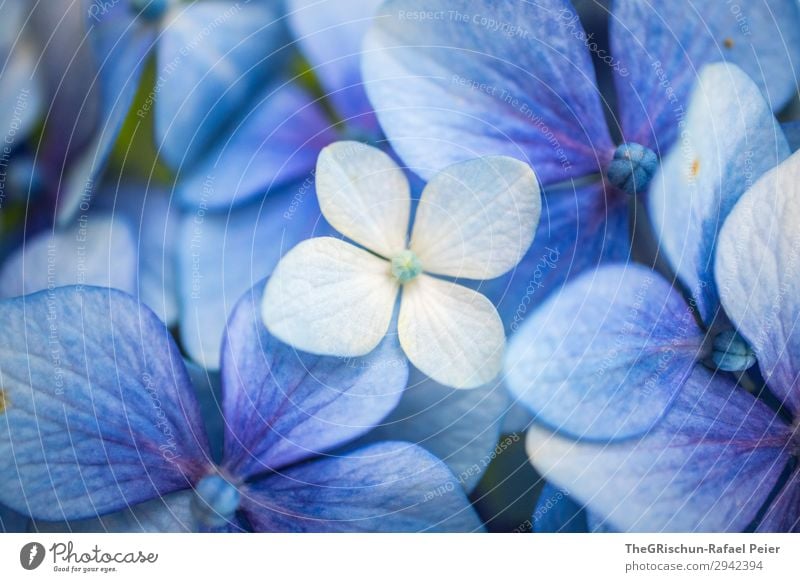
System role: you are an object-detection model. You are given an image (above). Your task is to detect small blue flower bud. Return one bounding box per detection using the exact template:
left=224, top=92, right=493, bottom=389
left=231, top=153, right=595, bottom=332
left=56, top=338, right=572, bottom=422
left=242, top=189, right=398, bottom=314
left=192, top=474, right=241, bottom=529
left=606, top=142, right=658, bottom=196
left=711, top=329, right=757, bottom=372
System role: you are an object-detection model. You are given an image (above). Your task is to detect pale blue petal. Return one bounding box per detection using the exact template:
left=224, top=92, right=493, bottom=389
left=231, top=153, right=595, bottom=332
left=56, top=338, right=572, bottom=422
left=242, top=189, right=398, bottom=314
left=59, top=4, right=156, bottom=221
left=506, top=264, right=705, bottom=441
left=649, top=63, right=790, bottom=326
left=0, top=213, right=137, bottom=300
left=715, top=150, right=800, bottom=416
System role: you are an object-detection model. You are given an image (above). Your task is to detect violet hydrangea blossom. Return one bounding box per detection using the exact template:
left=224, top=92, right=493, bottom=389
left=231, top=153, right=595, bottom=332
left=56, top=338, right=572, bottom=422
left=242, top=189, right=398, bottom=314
left=362, top=0, right=800, bottom=327
left=504, top=65, right=799, bottom=531
left=526, top=160, right=800, bottom=530
left=505, top=63, right=791, bottom=442
left=0, top=283, right=482, bottom=532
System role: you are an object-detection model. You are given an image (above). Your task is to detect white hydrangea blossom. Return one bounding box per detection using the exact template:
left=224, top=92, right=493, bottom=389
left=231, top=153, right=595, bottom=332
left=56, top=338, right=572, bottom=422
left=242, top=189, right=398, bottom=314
left=262, top=141, right=541, bottom=388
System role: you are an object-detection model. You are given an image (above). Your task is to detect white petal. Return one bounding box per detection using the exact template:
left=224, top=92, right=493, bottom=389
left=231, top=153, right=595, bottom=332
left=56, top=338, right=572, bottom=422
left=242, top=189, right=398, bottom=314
left=316, top=141, right=410, bottom=257
left=398, top=275, right=504, bottom=389
left=410, top=156, right=540, bottom=279
left=262, top=237, right=398, bottom=357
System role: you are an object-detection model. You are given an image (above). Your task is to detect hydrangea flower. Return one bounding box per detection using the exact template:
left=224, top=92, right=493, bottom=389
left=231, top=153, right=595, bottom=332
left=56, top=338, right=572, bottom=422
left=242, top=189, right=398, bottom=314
left=505, top=63, right=790, bottom=441
left=261, top=141, right=540, bottom=388
left=60, top=0, right=286, bottom=218
left=0, top=283, right=482, bottom=532
left=361, top=0, right=800, bottom=327
left=505, top=66, right=800, bottom=531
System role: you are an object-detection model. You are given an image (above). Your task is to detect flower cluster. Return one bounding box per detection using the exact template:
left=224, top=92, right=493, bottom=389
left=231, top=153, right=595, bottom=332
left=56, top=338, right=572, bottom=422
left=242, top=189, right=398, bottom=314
left=1, top=0, right=799, bottom=533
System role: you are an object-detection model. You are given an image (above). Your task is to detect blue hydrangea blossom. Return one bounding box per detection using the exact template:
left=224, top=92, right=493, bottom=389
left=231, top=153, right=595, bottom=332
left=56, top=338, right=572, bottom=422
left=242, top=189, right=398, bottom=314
left=362, top=0, right=800, bottom=328
left=0, top=283, right=482, bottom=532
left=505, top=63, right=790, bottom=442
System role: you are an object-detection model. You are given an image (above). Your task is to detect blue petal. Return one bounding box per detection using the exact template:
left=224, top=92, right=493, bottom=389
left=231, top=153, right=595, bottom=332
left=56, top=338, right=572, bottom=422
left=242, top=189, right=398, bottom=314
left=242, top=442, right=483, bottom=532
left=649, top=63, right=790, bottom=326
left=95, top=182, right=180, bottom=326
left=505, top=264, right=706, bottom=441
left=177, top=182, right=328, bottom=370
left=176, top=82, right=337, bottom=210
left=287, top=0, right=382, bottom=134
left=0, top=213, right=137, bottom=300
left=220, top=281, right=407, bottom=480
left=0, top=287, right=210, bottom=520
left=756, top=470, right=800, bottom=532
left=33, top=491, right=199, bottom=533
left=531, top=484, right=587, bottom=533
left=59, top=5, right=156, bottom=221
left=356, top=368, right=507, bottom=492
left=155, top=1, right=287, bottom=170
left=527, top=366, right=792, bottom=532
left=362, top=0, right=614, bottom=184
left=610, top=0, right=800, bottom=149
left=715, top=150, right=800, bottom=416
left=481, top=180, right=630, bottom=333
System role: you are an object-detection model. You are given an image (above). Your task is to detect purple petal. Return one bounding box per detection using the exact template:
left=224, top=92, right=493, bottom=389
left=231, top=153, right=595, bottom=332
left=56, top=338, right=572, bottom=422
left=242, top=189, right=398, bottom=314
left=481, top=179, right=630, bottom=332
left=362, top=0, right=614, bottom=184
left=0, top=287, right=210, bottom=521
left=241, top=442, right=483, bottom=532
left=610, top=0, right=800, bottom=150
left=527, top=366, right=792, bottom=532
left=220, top=281, right=407, bottom=480
left=756, top=469, right=800, bottom=532
left=33, top=491, right=199, bottom=533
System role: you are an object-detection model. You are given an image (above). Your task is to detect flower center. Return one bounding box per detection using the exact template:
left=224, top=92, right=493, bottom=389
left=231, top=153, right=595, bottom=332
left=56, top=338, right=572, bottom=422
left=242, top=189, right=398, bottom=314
left=191, top=473, right=241, bottom=529
left=710, top=329, right=757, bottom=372
left=391, top=250, right=422, bottom=283
left=606, top=142, right=658, bottom=196
left=129, top=0, right=169, bottom=21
